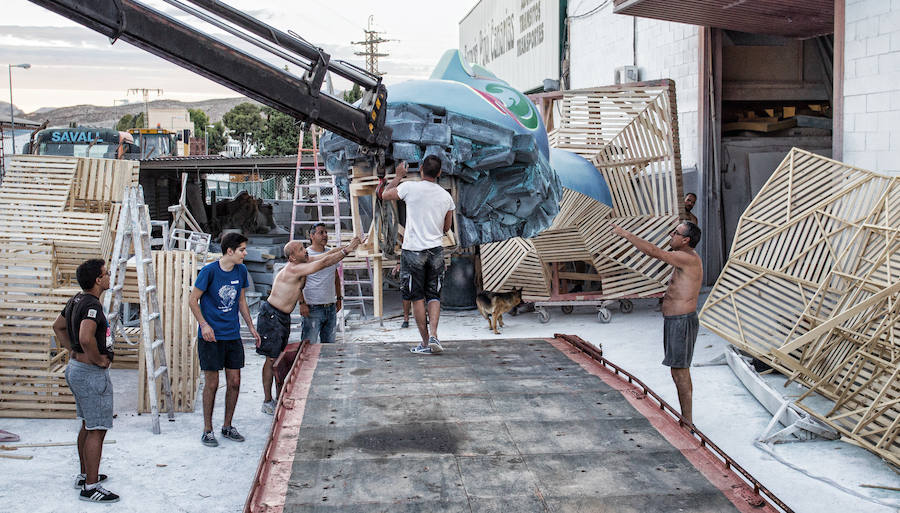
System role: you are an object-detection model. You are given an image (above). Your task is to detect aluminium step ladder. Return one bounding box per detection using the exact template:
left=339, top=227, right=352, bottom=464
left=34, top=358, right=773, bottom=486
left=104, top=185, right=175, bottom=434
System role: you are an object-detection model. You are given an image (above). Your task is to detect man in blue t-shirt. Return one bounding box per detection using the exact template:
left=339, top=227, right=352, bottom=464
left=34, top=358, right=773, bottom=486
left=189, top=232, right=260, bottom=447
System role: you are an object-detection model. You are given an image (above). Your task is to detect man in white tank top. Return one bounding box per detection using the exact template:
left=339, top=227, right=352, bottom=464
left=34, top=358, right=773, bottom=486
left=381, top=155, right=455, bottom=354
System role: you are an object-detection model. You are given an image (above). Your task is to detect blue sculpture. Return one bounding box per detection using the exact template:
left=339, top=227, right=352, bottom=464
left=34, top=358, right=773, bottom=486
left=320, top=50, right=610, bottom=247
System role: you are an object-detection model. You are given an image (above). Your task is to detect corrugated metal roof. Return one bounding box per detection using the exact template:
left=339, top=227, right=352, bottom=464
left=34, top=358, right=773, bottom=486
left=613, top=0, right=834, bottom=39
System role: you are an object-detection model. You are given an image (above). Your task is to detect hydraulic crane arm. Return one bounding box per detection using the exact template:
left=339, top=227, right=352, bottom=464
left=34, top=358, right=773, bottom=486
left=28, top=0, right=391, bottom=150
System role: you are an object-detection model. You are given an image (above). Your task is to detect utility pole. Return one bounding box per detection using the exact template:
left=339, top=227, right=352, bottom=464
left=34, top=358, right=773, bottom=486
left=352, top=16, right=393, bottom=76
left=127, top=88, right=163, bottom=128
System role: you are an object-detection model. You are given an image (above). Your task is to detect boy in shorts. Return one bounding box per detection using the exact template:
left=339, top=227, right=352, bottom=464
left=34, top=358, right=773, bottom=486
left=189, top=232, right=260, bottom=446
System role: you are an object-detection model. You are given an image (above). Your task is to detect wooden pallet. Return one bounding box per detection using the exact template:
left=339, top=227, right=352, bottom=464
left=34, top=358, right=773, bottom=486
left=138, top=250, right=200, bottom=413
left=700, top=148, right=900, bottom=466
left=0, top=156, right=78, bottom=212
left=68, top=158, right=140, bottom=213
left=0, top=244, right=76, bottom=418
left=0, top=156, right=140, bottom=418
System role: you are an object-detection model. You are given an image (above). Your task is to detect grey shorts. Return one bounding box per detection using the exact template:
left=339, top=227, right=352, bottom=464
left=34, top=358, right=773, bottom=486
left=662, top=312, right=699, bottom=368
left=65, top=359, right=114, bottom=430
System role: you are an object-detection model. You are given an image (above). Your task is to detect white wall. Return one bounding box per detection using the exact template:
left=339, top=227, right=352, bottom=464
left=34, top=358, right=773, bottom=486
left=568, top=1, right=700, bottom=170
left=842, top=0, right=900, bottom=174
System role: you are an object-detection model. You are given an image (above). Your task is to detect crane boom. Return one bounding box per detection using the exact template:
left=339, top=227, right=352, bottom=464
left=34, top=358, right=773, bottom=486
left=28, top=0, right=391, bottom=151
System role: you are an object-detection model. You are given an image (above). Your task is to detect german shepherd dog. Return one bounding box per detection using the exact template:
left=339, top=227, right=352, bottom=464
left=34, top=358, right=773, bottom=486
left=476, top=288, right=523, bottom=334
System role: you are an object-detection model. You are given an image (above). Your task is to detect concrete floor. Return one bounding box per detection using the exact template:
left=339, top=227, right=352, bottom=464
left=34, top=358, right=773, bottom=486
left=283, top=339, right=743, bottom=513
left=1, top=290, right=897, bottom=513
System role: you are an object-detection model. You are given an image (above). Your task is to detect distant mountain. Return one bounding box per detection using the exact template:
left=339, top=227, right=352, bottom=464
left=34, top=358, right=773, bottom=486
left=22, top=97, right=259, bottom=130
left=0, top=102, right=25, bottom=118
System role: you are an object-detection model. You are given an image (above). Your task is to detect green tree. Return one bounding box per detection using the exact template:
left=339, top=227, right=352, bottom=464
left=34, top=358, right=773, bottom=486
left=188, top=108, right=209, bottom=136
left=257, top=107, right=314, bottom=155
left=206, top=121, right=227, bottom=154
left=132, top=112, right=145, bottom=129
left=116, top=114, right=133, bottom=131
left=222, top=102, right=263, bottom=156
left=343, top=83, right=363, bottom=104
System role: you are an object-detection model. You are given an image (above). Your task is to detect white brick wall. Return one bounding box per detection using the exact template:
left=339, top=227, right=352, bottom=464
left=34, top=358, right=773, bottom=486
left=843, top=0, right=900, bottom=174
left=568, top=1, right=700, bottom=169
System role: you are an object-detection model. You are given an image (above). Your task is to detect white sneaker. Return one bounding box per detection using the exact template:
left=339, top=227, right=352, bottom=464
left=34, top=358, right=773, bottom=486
left=261, top=400, right=276, bottom=415
left=428, top=336, right=443, bottom=354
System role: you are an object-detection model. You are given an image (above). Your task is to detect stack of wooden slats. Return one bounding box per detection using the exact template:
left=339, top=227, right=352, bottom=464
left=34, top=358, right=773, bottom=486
left=138, top=251, right=200, bottom=413
left=0, top=243, right=76, bottom=417
left=700, top=148, right=900, bottom=466
left=0, top=155, right=141, bottom=418
left=481, top=81, right=684, bottom=300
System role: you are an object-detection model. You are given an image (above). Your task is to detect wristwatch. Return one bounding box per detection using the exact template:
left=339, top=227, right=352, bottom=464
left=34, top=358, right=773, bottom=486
left=340, top=247, right=348, bottom=256
left=336, top=296, right=343, bottom=300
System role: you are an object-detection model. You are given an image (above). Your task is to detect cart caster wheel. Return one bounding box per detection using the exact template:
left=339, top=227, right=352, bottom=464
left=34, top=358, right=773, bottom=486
left=538, top=308, right=551, bottom=324
left=561, top=305, right=574, bottom=315
left=619, top=299, right=634, bottom=314
left=597, top=308, right=611, bottom=323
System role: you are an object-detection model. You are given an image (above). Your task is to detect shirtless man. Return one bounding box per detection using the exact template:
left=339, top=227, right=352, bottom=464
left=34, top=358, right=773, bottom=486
left=683, top=193, right=698, bottom=225
left=613, top=221, right=703, bottom=424
left=256, top=235, right=363, bottom=414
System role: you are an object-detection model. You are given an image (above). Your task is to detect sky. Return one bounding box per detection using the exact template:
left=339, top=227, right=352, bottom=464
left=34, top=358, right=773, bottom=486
left=1, top=0, right=478, bottom=113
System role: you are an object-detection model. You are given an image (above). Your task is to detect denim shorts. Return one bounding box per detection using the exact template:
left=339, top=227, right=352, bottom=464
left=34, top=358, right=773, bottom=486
left=662, top=312, right=699, bottom=368
left=65, top=359, right=114, bottom=430
left=400, top=247, right=445, bottom=302
left=301, top=304, right=337, bottom=343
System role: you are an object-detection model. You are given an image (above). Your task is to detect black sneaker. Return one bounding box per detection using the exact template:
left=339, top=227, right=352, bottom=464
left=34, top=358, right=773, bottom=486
left=73, top=473, right=108, bottom=489
left=79, top=484, right=120, bottom=503
left=201, top=430, right=218, bottom=447
left=401, top=320, right=410, bottom=328
left=221, top=425, right=245, bottom=442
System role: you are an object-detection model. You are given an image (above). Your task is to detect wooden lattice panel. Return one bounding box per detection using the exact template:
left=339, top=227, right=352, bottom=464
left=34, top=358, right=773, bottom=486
left=700, top=148, right=900, bottom=465
left=482, top=82, right=684, bottom=301
left=480, top=238, right=550, bottom=299
left=138, top=250, right=200, bottom=413
left=548, top=81, right=684, bottom=219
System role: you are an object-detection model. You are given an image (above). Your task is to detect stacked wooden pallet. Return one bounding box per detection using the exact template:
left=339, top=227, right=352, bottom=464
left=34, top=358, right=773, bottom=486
left=481, top=82, right=683, bottom=300
left=138, top=251, right=200, bottom=413
left=700, top=148, right=900, bottom=466
left=0, top=155, right=137, bottom=418
left=0, top=243, right=75, bottom=417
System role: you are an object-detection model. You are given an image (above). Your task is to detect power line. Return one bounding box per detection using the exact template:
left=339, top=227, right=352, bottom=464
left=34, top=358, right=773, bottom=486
left=352, top=15, right=394, bottom=76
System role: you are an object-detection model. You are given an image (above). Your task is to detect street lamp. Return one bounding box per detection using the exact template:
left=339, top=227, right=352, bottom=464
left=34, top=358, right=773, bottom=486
left=113, top=99, right=128, bottom=128
left=8, top=63, right=31, bottom=156
left=205, top=123, right=214, bottom=155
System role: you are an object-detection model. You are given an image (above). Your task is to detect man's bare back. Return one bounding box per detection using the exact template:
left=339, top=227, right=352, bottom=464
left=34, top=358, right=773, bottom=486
left=266, top=237, right=362, bottom=314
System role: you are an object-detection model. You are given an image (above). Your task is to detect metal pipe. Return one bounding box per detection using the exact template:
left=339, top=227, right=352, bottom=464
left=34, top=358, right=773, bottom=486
left=183, top=0, right=380, bottom=88
left=161, top=0, right=312, bottom=73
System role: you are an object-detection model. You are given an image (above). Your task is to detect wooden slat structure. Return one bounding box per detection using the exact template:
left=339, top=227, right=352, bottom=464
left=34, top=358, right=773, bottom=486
left=479, top=237, right=550, bottom=299
left=700, top=148, right=900, bottom=466
left=0, top=243, right=75, bottom=417
left=138, top=251, right=200, bottom=413
left=68, top=158, right=140, bottom=212
left=481, top=82, right=683, bottom=300
left=0, top=155, right=158, bottom=418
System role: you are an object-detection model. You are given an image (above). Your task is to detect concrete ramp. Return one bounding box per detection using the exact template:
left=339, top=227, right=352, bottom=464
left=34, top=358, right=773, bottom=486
left=250, top=338, right=782, bottom=513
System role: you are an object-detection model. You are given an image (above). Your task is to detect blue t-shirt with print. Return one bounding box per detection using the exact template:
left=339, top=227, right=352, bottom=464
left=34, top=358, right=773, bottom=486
left=194, top=261, right=249, bottom=340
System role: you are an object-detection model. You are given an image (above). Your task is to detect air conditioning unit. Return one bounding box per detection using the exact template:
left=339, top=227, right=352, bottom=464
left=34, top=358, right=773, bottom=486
left=615, top=65, right=639, bottom=84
